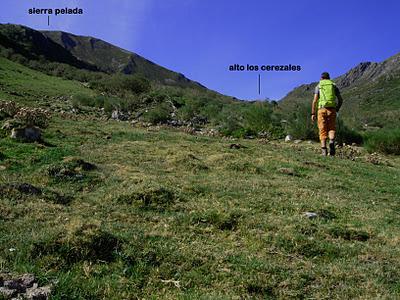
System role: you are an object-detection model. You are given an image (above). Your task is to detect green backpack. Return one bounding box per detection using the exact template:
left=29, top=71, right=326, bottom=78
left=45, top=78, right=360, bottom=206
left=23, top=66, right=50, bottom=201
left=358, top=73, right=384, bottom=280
left=318, top=79, right=336, bottom=108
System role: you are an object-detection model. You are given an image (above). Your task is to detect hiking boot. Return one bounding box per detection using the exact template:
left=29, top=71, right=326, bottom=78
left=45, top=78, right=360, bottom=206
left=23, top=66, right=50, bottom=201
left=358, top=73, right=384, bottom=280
left=329, top=141, right=336, bottom=156
left=321, top=147, right=328, bottom=156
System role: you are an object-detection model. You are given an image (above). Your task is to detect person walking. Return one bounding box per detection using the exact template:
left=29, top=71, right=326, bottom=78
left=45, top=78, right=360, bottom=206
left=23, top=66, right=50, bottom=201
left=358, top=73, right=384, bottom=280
left=311, top=72, right=343, bottom=156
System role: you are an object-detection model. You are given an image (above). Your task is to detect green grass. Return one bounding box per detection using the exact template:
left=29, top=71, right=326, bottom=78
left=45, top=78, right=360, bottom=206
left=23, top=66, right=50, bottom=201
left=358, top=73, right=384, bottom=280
left=0, top=57, right=95, bottom=107
left=364, top=127, right=400, bottom=155
left=1, top=114, right=400, bottom=299
left=1, top=57, right=400, bottom=299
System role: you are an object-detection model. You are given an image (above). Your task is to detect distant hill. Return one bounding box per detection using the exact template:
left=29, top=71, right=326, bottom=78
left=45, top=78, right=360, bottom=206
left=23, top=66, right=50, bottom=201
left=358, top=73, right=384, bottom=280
left=0, top=23, right=96, bottom=70
left=279, top=53, right=400, bottom=130
left=0, top=23, right=206, bottom=90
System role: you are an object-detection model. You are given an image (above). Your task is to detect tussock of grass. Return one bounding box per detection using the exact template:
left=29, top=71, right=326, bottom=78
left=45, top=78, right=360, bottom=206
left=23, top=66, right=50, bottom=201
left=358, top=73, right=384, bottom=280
left=328, top=226, right=371, bottom=241
left=117, top=185, right=179, bottom=211
left=188, top=210, right=242, bottom=231
left=31, top=223, right=121, bottom=266
left=227, top=161, right=264, bottom=174
left=167, top=153, right=209, bottom=173
left=0, top=182, right=71, bottom=204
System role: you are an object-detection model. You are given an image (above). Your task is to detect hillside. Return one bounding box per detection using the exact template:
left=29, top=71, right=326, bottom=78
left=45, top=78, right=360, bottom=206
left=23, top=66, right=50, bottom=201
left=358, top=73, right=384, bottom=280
left=279, top=52, right=400, bottom=130
left=41, top=30, right=206, bottom=89
left=1, top=54, right=400, bottom=298
left=0, top=24, right=206, bottom=90
left=0, top=24, right=96, bottom=71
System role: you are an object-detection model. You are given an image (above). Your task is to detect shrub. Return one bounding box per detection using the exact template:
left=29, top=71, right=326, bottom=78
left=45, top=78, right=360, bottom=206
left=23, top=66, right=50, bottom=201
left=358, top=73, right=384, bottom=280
left=71, top=94, right=95, bottom=108
left=244, top=102, right=273, bottom=132
left=92, top=74, right=151, bottom=95
left=336, top=118, right=363, bottom=145
left=242, top=102, right=285, bottom=138
left=286, top=102, right=318, bottom=140
left=143, top=103, right=172, bottom=124
left=218, top=106, right=245, bottom=137
left=364, top=128, right=400, bottom=155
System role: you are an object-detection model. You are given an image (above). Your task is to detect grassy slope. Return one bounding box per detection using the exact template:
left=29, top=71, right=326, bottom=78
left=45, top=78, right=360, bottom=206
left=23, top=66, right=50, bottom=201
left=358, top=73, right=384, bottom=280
left=0, top=57, right=95, bottom=106
left=1, top=58, right=400, bottom=299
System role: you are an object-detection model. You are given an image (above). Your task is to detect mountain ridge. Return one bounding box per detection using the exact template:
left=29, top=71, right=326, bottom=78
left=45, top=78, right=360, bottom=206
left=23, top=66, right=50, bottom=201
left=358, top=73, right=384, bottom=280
left=0, top=23, right=207, bottom=91
left=41, top=29, right=206, bottom=89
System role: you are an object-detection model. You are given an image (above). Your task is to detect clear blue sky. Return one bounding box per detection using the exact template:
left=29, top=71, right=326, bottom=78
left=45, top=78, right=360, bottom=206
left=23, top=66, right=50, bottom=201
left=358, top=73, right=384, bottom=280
left=1, top=0, right=400, bottom=100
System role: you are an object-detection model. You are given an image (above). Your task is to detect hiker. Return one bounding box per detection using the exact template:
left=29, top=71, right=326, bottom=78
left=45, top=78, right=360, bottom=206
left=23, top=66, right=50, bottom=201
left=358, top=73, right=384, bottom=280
left=311, top=72, right=343, bottom=156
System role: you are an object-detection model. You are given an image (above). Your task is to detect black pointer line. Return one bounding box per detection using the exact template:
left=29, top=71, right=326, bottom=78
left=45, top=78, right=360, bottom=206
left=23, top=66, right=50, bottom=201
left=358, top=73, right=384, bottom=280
left=258, top=74, right=261, bottom=95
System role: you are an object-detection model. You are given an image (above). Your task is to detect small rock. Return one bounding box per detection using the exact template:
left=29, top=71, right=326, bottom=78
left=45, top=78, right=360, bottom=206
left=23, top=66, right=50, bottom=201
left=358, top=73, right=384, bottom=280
left=11, top=127, right=41, bottom=142
left=26, top=285, right=52, bottom=300
left=258, top=131, right=271, bottom=138
left=21, top=274, right=35, bottom=289
left=0, top=286, right=17, bottom=298
left=3, top=280, right=21, bottom=291
left=75, top=159, right=96, bottom=171
left=284, top=135, right=293, bottom=142
left=278, top=167, right=296, bottom=176
left=1, top=120, right=16, bottom=131
left=294, top=139, right=302, bottom=144
left=111, top=110, right=128, bottom=121
left=304, top=212, right=318, bottom=219
left=229, top=143, right=246, bottom=149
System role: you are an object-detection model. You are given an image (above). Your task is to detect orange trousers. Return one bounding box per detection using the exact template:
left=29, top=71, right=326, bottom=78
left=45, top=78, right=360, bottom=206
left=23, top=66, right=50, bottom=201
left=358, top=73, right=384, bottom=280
left=317, top=108, right=336, bottom=140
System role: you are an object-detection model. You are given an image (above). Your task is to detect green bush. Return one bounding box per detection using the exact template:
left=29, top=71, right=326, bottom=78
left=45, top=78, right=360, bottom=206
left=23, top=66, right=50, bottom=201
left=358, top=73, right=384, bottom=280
left=71, top=94, right=129, bottom=115
left=71, top=94, right=95, bottom=108
left=286, top=103, right=318, bottom=140
left=217, top=102, right=283, bottom=138
left=336, top=118, right=363, bottom=145
left=242, top=102, right=283, bottom=137
left=364, top=128, right=400, bottom=155
left=218, top=106, right=245, bottom=137
left=91, top=74, right=151, bottom=95
left=143, top=103, right=172, bottom=124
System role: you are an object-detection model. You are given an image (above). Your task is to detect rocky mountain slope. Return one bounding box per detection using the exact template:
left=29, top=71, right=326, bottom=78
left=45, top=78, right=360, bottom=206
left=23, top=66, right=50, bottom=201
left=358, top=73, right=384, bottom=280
left=0, top=24, right=205, bottom=90
left=0, top=24, right=96, bottom=70
left=279, top=52, right=400, bottom=130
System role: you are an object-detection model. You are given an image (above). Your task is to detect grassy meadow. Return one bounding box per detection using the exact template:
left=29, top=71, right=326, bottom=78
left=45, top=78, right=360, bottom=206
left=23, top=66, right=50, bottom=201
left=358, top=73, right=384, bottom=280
left=1, top=114, right=400, bottom=299
left=1, top=56, right=400, bottom=299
